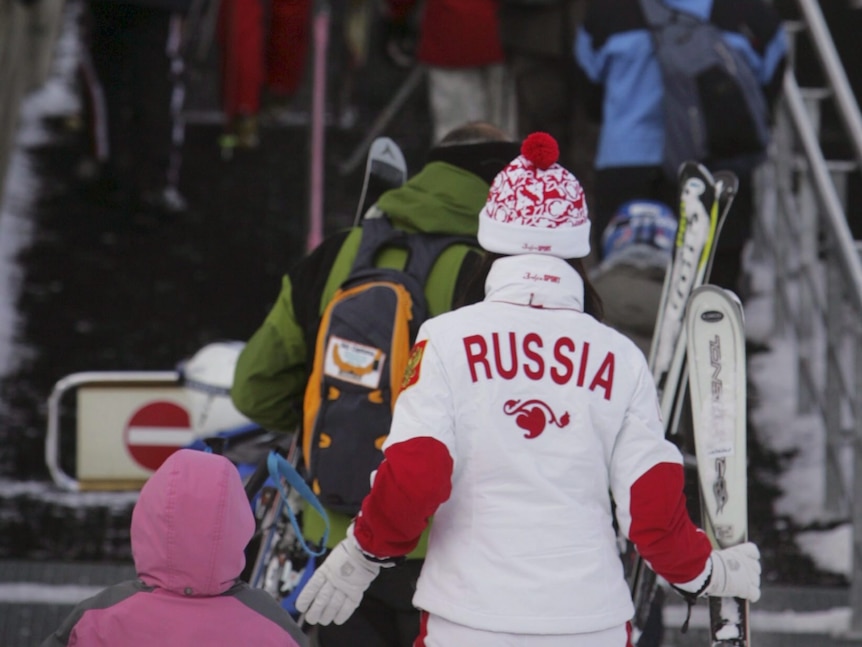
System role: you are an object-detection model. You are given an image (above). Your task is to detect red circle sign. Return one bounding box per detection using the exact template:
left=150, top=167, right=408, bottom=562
left=124, top=401, right=193, bottom=471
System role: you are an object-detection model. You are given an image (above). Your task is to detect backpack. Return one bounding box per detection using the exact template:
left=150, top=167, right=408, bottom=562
left=302, top=215, right=475, bottom=515
left=638, top=0, right=770, bottom=180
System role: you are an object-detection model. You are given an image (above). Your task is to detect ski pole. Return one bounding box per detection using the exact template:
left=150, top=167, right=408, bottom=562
left=306, top=0, right=330, bottom=253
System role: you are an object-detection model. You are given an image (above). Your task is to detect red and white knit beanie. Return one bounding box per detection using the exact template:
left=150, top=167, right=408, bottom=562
left=478, top=132, right=590, bottom=259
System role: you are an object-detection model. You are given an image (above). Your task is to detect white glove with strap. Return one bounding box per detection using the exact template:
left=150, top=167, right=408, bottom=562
left=296, top=525, right=389, bottom=625
left=704, top=542, right=762, bottom=602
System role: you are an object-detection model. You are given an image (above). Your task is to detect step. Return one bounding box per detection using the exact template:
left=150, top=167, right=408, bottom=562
left=661, top=584, right=861, bottom=645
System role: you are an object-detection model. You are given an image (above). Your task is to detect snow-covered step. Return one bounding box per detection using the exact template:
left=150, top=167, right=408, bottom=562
left=662, top=584, right=854, bottom=646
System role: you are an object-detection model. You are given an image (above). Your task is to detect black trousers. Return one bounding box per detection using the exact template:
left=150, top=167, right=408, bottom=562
left=81, top=1, right=185, bottom=196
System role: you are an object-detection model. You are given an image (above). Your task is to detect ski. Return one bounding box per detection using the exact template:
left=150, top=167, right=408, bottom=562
left=629, top=163, right=739, bottom=643
left=664, top=170, right=739, bottom=438
left=354, top=136, right=407, bottom=225
left=651, top=162, right=723, bottom=421
left=244, top=433, right=329, bottom=616
left=685, top=285, right=749, bottom=646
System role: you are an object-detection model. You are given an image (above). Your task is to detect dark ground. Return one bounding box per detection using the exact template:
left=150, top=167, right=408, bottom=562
left=0, top=1, right=434, bottom=479
left=0, top=1, right=434, bottom=560
left=0, top=1, right=850, bottom=592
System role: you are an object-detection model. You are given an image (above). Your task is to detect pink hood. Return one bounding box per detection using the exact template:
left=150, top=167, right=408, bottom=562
left=131, top=449, right=255, bottom=596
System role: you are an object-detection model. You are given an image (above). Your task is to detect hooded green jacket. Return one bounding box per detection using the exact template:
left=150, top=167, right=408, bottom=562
left=231, top=161, right=490, bottom=555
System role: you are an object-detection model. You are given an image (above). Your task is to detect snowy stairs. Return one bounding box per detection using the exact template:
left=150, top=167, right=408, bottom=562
left=0, top=481, right=136, bottom=562
left=1, top=560, right=855, bottom=647
left=0, top=559, right=136, bottom=647
left=661, top=584, right=858, bottom=645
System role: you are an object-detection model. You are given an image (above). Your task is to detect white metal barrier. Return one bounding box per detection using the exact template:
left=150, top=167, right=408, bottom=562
left=45, top=371, right=190, bottom=492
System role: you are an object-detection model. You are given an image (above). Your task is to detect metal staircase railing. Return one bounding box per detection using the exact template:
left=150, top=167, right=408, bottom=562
left=750, top=0, right=862, bottom=636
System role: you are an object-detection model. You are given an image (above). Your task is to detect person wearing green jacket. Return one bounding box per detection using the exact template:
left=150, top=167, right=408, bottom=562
left=231, top=120, right=518, bottom=647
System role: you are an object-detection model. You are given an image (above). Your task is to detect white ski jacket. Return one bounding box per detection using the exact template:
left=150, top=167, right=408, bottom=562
left=353, top=254, right=712, bottom=634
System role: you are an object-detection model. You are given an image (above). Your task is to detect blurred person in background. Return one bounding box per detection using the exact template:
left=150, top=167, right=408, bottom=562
left=77, top=0, right=192, bottom=216
left=589, top=199, right=677, bottom=356
left=382, top=0, right=516, bottom=144
left=574, top=0, right=787, bottom=294
left=498, top=0, right=593, bottom=177
left=217, top=0, right=311, bottom=150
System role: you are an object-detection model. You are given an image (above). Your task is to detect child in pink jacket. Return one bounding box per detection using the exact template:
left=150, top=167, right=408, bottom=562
left=40, top=449, right=306, bottom=647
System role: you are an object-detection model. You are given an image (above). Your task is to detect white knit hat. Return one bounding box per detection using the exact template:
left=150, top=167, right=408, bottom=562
left=477, top=132, right=590, bottom=259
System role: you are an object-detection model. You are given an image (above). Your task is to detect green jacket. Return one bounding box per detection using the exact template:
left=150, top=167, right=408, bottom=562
left=231, top=161, right=490, bottom=555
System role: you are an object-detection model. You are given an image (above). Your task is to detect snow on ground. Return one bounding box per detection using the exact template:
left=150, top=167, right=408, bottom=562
left=0, top=137, right=36, bottom=384
left=0, top=583, right=104, bottom=604
left=745, top=256, right=853, bottom=579
left=0, top=1, right=80, bottom=396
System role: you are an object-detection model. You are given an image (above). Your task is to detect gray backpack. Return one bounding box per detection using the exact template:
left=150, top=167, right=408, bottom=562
left=639, top=0, right=770, bottom=180
left=302, top=216, right=475, bottom=515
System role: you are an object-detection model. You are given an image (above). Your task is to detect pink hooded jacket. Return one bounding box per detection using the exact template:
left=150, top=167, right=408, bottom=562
left=41, top=449, right=306, bottom=647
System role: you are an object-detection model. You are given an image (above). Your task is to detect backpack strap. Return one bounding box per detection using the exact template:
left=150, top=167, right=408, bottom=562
left=402, top=231, right=478, bottom=288
left=348, top=215, right=405, bottom=274
left=350, top=215, right=477, bottom=289
left=266, top=450, right=329, bottom=557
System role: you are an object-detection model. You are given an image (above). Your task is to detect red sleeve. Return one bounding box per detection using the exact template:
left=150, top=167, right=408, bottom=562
left=353, top=437, right=453, bottom=558
left=629, top=462, right=713, bottom=584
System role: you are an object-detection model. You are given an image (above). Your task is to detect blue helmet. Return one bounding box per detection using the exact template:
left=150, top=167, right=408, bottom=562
left=601, top=200, right=678, bottom=262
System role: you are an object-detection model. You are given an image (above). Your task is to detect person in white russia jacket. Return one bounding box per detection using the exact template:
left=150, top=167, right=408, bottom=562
left=296, top=132, right=762, bottom=646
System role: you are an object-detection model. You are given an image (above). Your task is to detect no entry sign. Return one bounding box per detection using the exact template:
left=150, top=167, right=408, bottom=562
left=124, top=400, right=193, bottom=471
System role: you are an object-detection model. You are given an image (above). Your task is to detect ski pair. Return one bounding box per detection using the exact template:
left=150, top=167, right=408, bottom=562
left=649, top=163, right=738, bottom=431
left=629, top=162, right=749, bottom=646
left=244, top=432, right=327, bottom=616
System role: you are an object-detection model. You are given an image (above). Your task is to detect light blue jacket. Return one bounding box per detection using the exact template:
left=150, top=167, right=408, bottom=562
left=575, top=0, right=788, bottom=169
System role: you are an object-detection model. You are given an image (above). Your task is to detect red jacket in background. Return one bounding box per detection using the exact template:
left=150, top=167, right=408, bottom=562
left=387, top=0, right=505, bottom=68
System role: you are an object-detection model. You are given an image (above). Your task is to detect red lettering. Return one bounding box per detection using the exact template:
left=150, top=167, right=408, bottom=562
left=465, top=332, right=614, bottom=399
left=577, top=341, right=590, bottom=386
left=551, top=337, right=574, bottom=384
left=493, top=332, right=518, bottom=379
left=589, top=352, right=615, bottom=400
left=523, top=333, right=544, bottom=380
left=464, top=335, right=491, bottom=382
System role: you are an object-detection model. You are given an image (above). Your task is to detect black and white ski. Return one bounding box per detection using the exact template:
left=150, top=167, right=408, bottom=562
left=686, top=285, right=749, bottom=646
left=629, top=163, right=739, bottom=642
left=664, top=170, right=739, bottom=439
left=354, top=136, right=407, bottom=225
left=650, top=162, right=730, bottom=424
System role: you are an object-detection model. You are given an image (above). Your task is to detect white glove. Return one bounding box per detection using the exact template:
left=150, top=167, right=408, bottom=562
left=704, top=542, right=762, bottom=602
left=295, top=534, right=383, bottom=625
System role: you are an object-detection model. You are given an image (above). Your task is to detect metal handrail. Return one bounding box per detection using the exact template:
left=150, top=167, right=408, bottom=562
left=796, top=0, right=862, bottom=164
left=751, top=0, right=862, bottom=636
left=782, top=74, right=862, bottom=310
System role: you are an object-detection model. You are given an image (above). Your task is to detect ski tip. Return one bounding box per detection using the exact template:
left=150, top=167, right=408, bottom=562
left=713, top=171, right=740, bottom=198
left=366, top=137, right=407, bottom=170
left=677, top=160, right=715, bottom=184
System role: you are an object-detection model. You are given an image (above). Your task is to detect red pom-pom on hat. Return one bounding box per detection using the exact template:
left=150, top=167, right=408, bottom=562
left=520, top=132, right=559, bottom=170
